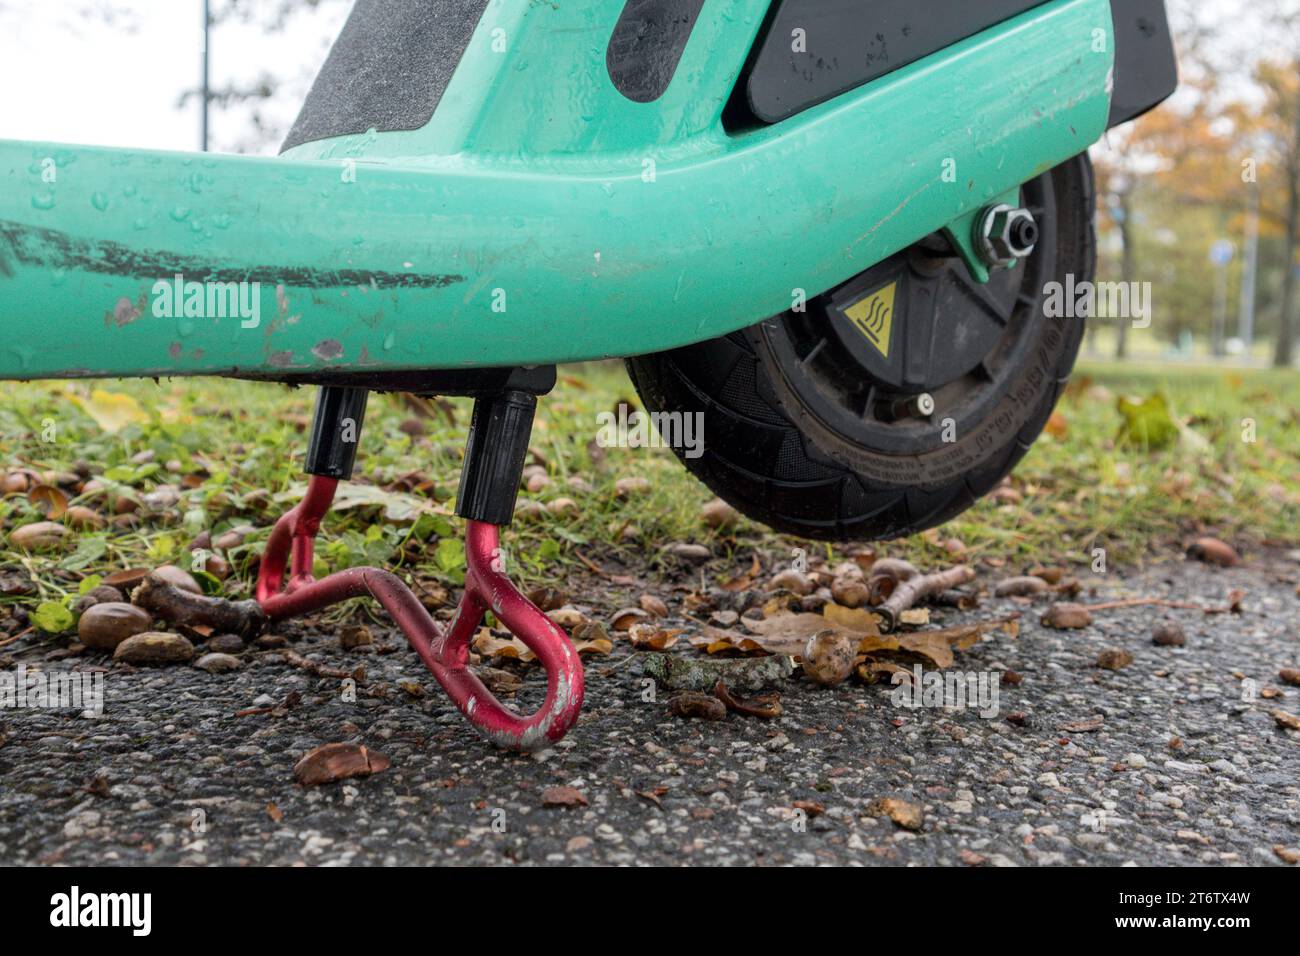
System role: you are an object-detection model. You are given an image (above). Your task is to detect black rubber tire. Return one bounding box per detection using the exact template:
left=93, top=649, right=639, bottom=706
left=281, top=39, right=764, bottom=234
left=626, top=154, right=1095, bottom=542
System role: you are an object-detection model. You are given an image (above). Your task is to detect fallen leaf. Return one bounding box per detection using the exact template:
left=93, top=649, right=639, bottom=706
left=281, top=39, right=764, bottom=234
left=1116, top=392, right=1178, bottom=450
left=541, top=786, right=589, bottom=808
left=293, top=743, right=391, bottom=786
left=291, top=481, right=443, bottom=523
left=472, top=627, right=536, bottom=663
left=821, top=604, right=883, bottom=634
left=627, top=622, right=683, bottom=651
left=266, top=802, right=284, bottom=823
left=713, top=681, right=783, bottom=718
left=610, top=607, right=648, bottom=631
left=570, top=621, right=614, bottom=656
left=70, top=389, right=150, bottom=434
left=668, top=691, right=727, bottom=721
left=1044, top=411, right=1068, bottom=439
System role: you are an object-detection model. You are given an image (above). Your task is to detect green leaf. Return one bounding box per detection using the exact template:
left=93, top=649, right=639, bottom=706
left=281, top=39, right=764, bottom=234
left=192, top=569, right=223, bottom=595
left=33, top=601, right=74, bottom=634
left=59, top=537, right=108, bottom=571
left=1117, top=392, right=1179, bottom=451
left=434, top=537, right=465, bottom=573
left=77, top=574, right=103, bottom=595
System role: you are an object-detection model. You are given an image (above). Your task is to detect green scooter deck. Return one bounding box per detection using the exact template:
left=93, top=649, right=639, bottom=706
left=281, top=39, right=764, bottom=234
left=0, top=0, right=1113, bottom=382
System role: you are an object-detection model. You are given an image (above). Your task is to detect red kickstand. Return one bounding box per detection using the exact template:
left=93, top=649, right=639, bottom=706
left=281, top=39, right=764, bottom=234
left=255, top=474, right=584, bottom=751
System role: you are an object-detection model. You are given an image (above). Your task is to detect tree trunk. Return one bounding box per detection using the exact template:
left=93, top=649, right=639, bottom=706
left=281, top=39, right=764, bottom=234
left=1115, top=190, right=1135, bottom=360
left=1274, top=159, right=1299, bottom=368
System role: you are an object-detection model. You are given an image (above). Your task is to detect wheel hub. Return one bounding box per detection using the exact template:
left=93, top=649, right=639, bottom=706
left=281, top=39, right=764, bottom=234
left=762, top=178, right=1055, bottom=457
left=822, top=236, right=1024, bottom=394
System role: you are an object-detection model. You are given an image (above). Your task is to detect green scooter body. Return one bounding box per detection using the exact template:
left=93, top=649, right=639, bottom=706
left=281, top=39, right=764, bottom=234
left=0, top=0, right=1115, bottom=382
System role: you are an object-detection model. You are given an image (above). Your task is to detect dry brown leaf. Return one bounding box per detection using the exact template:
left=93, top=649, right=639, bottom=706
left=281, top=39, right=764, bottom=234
left=668, top=691, right=727, bottom=720
left=541, top=786, right=589, bottom=808
left=820, top=604, right=882, bottom=634
left=628, top=622, right=683, bottom=651
left=293, top=743, right=391, bottom=786
left=713, top=681, right=783, bottom=718
left=472, top=627, right=536, bottom=663
left=721, top=552, right=762, bottom=591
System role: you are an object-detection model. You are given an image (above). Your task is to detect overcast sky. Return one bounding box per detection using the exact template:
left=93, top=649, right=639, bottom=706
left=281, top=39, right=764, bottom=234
left=0, top=0, right=345, bottom=154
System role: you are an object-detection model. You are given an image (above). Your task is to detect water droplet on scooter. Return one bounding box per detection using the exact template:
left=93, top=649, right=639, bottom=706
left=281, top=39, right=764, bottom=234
left=383, top=332, right=396, bottom=351
left=31, top=192, right=56, bottom=210
left=91, top=192, right=109, bottom=211
left=170, top=206, right=192, bottom=222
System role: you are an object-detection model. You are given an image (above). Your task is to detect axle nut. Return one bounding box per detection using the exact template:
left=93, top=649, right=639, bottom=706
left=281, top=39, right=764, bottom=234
left=976, top=204, right=1038, bottom=270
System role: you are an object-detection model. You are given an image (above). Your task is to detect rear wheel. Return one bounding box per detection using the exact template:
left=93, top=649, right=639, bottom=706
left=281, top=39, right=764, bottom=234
left=626, top=154, right=1095, bottom=541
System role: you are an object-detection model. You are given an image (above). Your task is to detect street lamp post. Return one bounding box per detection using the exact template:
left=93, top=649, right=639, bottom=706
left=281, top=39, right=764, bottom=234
left=201, top=0, right=210, bottom=152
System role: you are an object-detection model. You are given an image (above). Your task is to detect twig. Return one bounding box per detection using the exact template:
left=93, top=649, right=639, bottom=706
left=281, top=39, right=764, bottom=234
left=280, top=650, right=365, bottom=682
left=133, top=576, right=266, bottom=638
left=574, top=551, right=612, bottom=579
left=879, top=565, right=977, bottom=632
left=1083, top=591, right=1243, bottom=615
left=0, top=627, right=33, bottom=649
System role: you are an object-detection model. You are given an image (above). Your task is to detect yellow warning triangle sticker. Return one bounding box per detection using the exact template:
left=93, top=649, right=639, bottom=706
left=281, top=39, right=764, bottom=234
left=844, top=282, right=896, bottom=359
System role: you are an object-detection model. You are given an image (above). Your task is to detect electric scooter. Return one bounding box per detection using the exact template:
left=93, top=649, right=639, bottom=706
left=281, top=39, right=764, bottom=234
left=0, top=0, right=1178, bottom=749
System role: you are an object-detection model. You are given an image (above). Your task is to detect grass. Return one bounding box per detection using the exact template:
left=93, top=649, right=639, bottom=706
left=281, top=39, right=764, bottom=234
left=0, top=360, right=1296, bottom=626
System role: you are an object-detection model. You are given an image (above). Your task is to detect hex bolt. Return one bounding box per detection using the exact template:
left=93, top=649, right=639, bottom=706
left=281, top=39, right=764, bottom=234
left=975, top=204, right=1039, bottom=270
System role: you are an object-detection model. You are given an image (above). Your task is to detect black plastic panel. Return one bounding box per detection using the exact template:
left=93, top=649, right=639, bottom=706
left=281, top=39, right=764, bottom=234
left=607, top=0, right=707, bottom=103
left=744, top=0, right=1050, bottom=124
left=281, top=0, right=489, bottom=153
left=1107, top=0, right=1178, bottom=127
